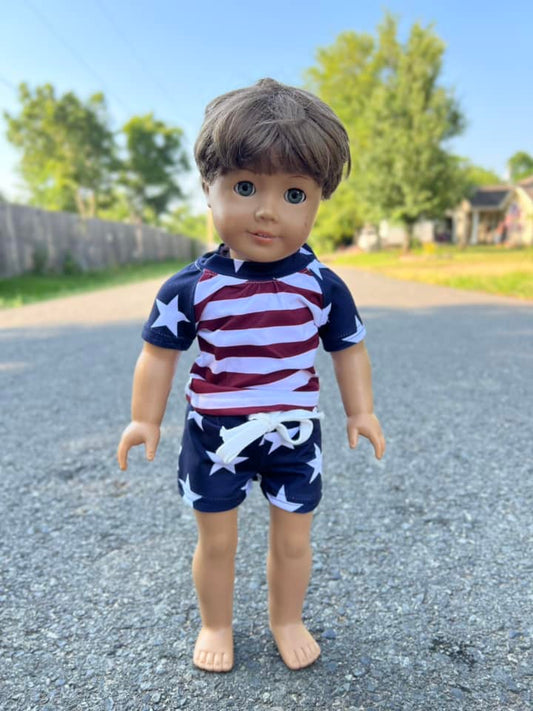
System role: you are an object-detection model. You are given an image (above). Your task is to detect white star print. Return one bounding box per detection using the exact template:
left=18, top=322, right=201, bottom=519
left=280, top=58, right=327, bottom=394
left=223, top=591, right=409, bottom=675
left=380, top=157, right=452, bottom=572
left=317, top=302, right=332, bottom=328
left=299, top=245, right=312, bottom=255
left=187, top=409, right=204, bottom=430
left=261, top=427, right=300, bottom=454
left=267, top=485, right=303, bottom=512
left=308, top=259, right=327, bottom=280
left=343, top=314, right=365, bottom=344
left=233, top=259, right=245, bottom=272
left=241, top=479, right=254, bottom=495
left=306, top=443, right=322, bottom=483
left=151, top=294, right=189, bottom=337
left=206, top=450, right=248, bottom=475
left=179, top=475, right=202, bottom=507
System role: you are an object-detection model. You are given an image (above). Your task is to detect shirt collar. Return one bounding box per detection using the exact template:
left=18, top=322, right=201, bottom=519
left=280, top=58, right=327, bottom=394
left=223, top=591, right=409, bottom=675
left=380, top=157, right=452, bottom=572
left=196, top=243, right=317, bottom=279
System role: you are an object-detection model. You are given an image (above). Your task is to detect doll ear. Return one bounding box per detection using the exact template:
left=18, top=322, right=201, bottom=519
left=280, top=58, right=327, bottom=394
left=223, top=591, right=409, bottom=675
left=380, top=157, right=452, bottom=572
left=202, top=181, right=211, bottom=207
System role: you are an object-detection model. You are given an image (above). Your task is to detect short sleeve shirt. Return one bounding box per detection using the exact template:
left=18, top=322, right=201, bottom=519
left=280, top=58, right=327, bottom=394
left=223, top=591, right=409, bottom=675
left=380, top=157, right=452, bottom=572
left=142, top=244, right=365, bottom=415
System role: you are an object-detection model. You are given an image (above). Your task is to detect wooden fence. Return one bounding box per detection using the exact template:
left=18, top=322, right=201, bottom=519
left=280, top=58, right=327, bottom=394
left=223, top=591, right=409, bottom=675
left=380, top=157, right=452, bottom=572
left=0, top=202, right=205, bottom=278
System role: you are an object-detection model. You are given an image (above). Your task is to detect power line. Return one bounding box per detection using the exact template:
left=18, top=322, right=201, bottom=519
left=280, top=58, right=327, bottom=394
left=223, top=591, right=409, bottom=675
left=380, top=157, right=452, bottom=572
left=22, top=0, right=133, bottom=116
left=0, top=74, right=18, bottom=92
left=93, top=0, right=176, bottom=117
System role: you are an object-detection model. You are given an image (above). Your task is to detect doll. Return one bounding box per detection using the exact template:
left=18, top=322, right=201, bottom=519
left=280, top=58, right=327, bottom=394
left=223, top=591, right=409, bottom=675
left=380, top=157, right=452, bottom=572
left=117, top=78, right=385, bottom=673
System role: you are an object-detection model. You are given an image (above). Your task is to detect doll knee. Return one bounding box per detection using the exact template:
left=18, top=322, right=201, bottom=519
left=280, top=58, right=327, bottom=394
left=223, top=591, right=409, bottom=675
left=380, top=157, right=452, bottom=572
left=197, top=529, right=238, bottom=560
left=270, top=529, right=311, bottom=561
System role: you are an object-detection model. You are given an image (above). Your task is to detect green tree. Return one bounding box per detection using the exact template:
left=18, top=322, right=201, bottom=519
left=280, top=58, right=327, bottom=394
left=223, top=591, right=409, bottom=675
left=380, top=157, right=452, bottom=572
left=306, top=13, right=466, bottom=251
left=4, top=83, right=117, bottom=214
left=451, top=158, right=501, bottom=201
left=163, top=204, right=208, bottom=241
left=306, top=28, right=386, bottom=250
left=310, top=178, right=362, bottom=253
left=508, top=151, right=533, bottom=182
left=120, top=114, right=189, bottom=225
left=96, top=189, right=132, bottom=223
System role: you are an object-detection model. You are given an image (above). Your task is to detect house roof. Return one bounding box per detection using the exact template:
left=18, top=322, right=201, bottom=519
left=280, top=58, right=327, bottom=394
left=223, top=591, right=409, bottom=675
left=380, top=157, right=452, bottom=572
left=469, top=186, right=512, bottom=210
left=518, top=175, right=533, bottom=200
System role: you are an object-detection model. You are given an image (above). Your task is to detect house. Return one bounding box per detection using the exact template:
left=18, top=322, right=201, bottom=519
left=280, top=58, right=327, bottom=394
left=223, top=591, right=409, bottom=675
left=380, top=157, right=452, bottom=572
left=453, top=178, right=533, bottom=246
left=514, top=176, right=533, bottom=245
left=358, top=218, right=452, bottom=250
left=355, top=176, right=533, bottom=250
left=453, top=185, right=513, bottom=245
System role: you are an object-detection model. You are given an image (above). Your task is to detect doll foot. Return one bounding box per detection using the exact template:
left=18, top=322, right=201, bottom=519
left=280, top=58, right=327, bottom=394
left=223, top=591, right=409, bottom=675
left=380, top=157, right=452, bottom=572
left=193, top=627, right=234, bottom=673
left=270, top=622, right=321, bottom=670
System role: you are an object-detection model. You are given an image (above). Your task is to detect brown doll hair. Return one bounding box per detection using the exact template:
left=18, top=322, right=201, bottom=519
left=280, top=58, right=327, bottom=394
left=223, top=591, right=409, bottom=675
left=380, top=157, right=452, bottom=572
left=194, top=78, right=351, bottom=199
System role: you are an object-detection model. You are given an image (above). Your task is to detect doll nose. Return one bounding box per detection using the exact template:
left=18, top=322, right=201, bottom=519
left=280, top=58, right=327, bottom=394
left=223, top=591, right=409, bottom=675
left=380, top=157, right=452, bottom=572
left=254, top=197, right=277, bottom=222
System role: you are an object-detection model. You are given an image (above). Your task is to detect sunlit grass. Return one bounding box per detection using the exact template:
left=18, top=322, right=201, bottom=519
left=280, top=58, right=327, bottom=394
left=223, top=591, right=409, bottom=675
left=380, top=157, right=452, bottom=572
left=0, top=259, right=187, bottom=308
left=2, top=245, right=532, bottom=308
left=329, top=245, right=533, bottom=300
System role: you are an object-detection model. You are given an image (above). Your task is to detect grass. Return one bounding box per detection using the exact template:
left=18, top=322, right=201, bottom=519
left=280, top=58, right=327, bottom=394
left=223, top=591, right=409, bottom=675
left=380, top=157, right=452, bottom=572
left=0, top=259, right=188, bottom=308
left=2, top=245, right=532, bottom=308
left=328, top=245, right=533, bottom=301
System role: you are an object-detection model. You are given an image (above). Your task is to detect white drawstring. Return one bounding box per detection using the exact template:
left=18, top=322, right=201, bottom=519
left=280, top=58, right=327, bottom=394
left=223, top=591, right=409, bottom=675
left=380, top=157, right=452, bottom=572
left=215, top=409, right=324, bottom=464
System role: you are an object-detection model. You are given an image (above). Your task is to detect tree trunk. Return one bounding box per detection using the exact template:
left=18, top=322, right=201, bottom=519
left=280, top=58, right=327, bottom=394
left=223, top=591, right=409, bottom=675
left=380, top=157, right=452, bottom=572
left=403, top=222, right=414, bottom=253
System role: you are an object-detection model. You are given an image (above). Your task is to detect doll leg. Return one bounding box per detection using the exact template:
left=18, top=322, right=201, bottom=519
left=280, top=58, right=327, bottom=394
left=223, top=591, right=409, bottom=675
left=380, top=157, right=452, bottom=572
left=267, top=505, right=321, bottom=670
left=192, top=508, right=238, bottom=672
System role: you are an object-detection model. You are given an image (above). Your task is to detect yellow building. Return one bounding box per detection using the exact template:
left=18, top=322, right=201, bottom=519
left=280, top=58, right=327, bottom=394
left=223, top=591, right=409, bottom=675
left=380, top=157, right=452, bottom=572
left=453, top=176, right=533, bottom=246
left=514, top=177, right=533, bottom=246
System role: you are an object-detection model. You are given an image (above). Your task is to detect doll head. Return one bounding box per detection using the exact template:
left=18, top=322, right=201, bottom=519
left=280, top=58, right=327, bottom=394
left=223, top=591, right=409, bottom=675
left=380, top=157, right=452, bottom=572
left=194, top=78, right=350, bottom=199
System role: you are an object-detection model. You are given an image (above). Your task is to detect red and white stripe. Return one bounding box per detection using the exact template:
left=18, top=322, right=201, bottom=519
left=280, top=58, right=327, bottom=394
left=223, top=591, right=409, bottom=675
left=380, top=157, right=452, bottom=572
left=185, top=269, right=329, bottom=415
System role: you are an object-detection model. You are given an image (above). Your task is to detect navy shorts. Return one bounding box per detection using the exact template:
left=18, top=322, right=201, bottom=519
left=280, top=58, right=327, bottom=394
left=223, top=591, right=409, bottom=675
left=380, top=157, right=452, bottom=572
left=177, top=406, right=322, bottom=514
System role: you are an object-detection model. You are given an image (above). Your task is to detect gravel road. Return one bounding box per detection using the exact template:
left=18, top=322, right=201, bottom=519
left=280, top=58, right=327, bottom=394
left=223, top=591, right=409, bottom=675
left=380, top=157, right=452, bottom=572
left=1, top=270, right=532, bottom=710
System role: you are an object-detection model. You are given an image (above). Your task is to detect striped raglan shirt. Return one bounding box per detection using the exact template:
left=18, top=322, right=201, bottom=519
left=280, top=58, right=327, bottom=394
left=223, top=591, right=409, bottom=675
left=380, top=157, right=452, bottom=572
left=142, top=244, right=366, bottom=416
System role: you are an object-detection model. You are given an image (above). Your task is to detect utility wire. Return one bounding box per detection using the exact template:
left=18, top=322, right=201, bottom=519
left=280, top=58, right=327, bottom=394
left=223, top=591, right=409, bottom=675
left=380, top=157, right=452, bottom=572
left=94, top=0, right=176, bottom=116
left=22, top=0, right=133, bottom=115
left=0, top=74, right=19, bottom=92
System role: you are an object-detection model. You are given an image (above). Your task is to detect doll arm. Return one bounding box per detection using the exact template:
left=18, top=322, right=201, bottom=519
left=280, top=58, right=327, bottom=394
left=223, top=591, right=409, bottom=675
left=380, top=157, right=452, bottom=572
left=117, top=342, right=180, bottom=470
left=330, top=341, right=386, bottom=460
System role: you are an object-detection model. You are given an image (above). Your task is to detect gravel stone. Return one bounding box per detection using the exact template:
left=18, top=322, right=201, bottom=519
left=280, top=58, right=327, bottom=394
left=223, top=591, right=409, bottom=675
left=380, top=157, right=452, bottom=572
left=1, top=274, right=532, bottom=710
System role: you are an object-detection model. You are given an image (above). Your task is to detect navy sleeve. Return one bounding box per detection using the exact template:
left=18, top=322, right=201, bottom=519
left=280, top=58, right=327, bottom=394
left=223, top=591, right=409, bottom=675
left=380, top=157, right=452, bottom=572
left=318, top=267, right=366, bottom=352
left=141, top=262, right=200, bottom=350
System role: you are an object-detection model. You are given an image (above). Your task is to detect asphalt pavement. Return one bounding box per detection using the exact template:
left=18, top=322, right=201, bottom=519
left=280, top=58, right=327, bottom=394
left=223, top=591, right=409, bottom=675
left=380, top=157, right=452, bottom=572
left=1, top=270, right=532, bottom=710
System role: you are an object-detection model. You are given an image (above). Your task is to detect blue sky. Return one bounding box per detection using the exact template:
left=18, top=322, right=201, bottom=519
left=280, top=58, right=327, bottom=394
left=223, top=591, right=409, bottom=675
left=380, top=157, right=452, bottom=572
left=1, top=0, right=531, bottom=211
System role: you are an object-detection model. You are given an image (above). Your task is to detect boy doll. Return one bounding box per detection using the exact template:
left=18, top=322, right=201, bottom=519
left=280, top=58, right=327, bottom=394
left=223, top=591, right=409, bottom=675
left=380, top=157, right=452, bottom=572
left=117, top=78, right=385, bottom=673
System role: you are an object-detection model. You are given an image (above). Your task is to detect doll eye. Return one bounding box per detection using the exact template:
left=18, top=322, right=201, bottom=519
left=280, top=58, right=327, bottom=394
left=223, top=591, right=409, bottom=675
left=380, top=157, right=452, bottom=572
left=285, top=188, right=306, bottom=204
left=234, top=181, right=256, bottom=197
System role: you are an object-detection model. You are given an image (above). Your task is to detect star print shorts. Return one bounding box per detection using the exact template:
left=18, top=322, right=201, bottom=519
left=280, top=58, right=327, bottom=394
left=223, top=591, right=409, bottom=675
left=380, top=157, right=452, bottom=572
left=177, top=406, right=322, bottom=514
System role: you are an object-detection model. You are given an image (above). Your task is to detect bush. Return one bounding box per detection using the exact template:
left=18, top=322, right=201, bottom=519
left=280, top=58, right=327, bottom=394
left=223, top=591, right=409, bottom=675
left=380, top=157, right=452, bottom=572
left=31, top=244, right=49, bottom=275
left=61, top=250, right=83, bottom=275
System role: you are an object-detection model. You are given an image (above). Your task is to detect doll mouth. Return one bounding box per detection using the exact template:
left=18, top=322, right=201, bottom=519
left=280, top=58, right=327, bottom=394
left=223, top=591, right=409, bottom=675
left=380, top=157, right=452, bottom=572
left=249, top=231, right=276, bottom=241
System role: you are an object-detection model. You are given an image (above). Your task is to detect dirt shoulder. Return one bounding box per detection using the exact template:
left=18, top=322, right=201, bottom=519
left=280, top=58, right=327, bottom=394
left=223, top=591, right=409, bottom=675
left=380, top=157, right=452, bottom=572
left=0, top=268, right=529, bottom=331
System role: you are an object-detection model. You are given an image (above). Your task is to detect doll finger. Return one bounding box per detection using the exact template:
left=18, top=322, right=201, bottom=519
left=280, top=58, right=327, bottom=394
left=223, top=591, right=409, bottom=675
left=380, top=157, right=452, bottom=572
left=117, top=441, right=128, bottom=471
left=145, top=431, right=160, bottom=461
left=373, top=431, right=386, bottom=459
left=145, top=443, right=155, bottom=461
left=348, top=427, right=359, bottom=449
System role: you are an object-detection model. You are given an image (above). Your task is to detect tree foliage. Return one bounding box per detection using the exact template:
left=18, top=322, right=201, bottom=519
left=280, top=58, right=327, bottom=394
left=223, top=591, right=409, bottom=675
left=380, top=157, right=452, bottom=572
left=309, top=178, right=361, bottom=253
left=508, top=151, right=533, bottom=182
left=306, top=13, right=466, bottom=251
left=453, top=159, right=501, bottom=199
left=4, top=83, right=117, bottom=213
left=163, top=204, right=207, bottom=241
left=120, top=114, right=189, bottom=224
left=4, top=84, right=190, bottom=224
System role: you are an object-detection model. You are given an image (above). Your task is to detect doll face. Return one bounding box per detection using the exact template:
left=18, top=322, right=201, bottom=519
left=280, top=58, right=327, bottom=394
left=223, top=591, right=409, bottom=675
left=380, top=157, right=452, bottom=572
left=204, top=170, right=322, bottom=262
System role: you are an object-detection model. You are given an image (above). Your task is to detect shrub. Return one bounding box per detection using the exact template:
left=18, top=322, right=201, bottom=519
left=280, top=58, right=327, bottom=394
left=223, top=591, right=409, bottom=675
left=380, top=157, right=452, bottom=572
left=31, top=244, right=49, bottom=275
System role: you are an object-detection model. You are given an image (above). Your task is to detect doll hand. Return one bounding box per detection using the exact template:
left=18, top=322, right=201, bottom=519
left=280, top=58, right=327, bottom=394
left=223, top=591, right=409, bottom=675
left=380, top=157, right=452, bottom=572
left=347, top=414, right=386, bottom=460
left=117, top=421, right=161, bottom=471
